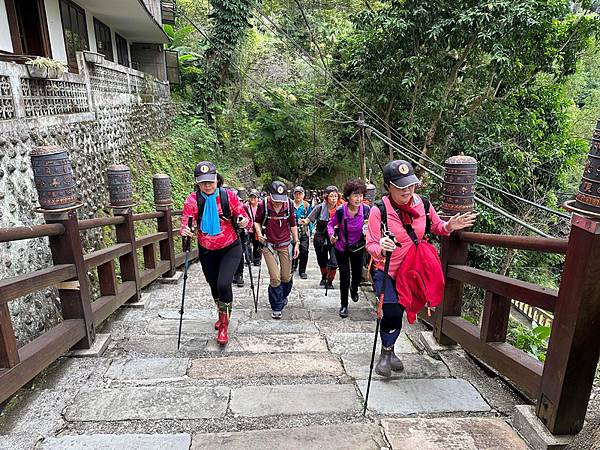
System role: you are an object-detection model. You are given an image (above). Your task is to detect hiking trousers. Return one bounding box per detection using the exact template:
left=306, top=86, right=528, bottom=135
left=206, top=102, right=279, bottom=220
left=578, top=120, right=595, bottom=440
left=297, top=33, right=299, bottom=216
left=198, top=240, right=242, bottom=303
left=335, top=248, right=364, bottom=307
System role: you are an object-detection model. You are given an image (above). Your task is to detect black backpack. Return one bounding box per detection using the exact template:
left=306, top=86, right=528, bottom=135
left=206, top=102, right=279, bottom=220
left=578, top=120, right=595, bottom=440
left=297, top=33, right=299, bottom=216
left=196, top=188, right=236, bottom=231
left=336, top=204, right=371, bottom=252
left=261, top=197, right=294, bottom=228
left=375, top=195, right=432, bottom=244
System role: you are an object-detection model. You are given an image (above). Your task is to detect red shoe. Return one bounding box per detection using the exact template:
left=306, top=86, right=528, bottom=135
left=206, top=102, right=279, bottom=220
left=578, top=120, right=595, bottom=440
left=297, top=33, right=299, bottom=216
left=214, top=317, right=221, bottom=330
left=216, top=311, right=229, bottom=346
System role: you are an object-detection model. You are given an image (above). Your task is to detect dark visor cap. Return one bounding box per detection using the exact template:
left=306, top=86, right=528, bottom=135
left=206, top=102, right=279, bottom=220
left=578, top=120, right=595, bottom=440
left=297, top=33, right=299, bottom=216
left=383, top=160, right=420, bottom=189
left=268, top=180, right=289, bottom=202
left=194, top=161, right=218, bottom=183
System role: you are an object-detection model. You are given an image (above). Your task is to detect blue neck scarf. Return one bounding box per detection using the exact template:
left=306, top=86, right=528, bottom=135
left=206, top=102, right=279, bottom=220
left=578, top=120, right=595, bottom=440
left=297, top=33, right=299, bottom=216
left=201, top=191, right=221, bottom=236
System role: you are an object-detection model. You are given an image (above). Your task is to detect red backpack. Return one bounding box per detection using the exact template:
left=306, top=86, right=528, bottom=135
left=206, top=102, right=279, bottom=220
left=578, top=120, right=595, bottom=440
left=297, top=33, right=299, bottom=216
left=376, top=196, right=445, bottom=323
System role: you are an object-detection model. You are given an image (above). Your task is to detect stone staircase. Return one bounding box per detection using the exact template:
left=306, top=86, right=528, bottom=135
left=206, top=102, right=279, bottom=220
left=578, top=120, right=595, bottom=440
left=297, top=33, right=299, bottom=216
left=0, top=249, right=531, bottom=449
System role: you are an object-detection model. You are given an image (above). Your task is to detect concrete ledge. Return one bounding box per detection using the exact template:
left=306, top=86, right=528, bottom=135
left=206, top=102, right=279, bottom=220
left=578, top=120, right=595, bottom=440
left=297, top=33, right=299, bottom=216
left=419, top=331, right=456, bottom=357
left=122, top=292, right=150, bottom=308
left=513, top=405, right=575, bottom=450
left=67, top=334, right=111, bottom=358
left=159, top=271, right=183, bottom=284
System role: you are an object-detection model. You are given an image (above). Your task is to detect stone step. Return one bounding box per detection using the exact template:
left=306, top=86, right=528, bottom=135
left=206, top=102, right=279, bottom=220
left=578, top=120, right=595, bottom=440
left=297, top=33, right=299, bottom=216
left=341, top=353, right=450, bottom=380
left=145, top=318, right=241, bottom=335
left=64, top=386, right=229, bottom=421
left=356, top=378, right=491, bottom=415
left=157, top=308, right=251, bottom=321
left=104, top=357, right=189, bottom=381
left=204, top=333, right=329, bottom=353
left=192, top=424, right=384, bottom=449
left=188, top=353, right=344, bottom=380
left=325, top=332, right=417, bottom=355
left=229, top=383, right=360, bottom=417
left=39, top=433, right=191, bottom=450
left=381, top=417, right=529, bottom=449
left=236, top=319, right=319, bottom=334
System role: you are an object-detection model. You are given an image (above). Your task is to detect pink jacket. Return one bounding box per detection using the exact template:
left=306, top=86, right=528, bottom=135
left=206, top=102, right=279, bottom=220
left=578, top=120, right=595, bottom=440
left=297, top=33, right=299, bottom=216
left=366, top=194, right=450, bottom=278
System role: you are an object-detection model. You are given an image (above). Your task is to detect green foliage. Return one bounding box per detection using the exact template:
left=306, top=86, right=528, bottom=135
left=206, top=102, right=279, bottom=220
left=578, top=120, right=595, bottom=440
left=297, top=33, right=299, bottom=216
left=508, top=320, right=551, bottom=362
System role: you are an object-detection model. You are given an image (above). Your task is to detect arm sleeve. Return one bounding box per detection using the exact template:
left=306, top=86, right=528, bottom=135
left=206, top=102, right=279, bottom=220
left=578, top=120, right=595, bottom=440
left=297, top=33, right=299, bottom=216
left=179, top=193, right=197, bottom=236
left=243, top=204, right=253, bottom=230
left=429, top=204, right=451, bottom=236
left=254, top=202, right=265, bottom=225
left=327, top=208, right=339, bottom=238
left=229, top=192, right=249, bottom=222
left=288, top=202, right=297, bottom=228
left=366, top=205, right=383, bottom=257
left=307, top=204, right=320, bottom=222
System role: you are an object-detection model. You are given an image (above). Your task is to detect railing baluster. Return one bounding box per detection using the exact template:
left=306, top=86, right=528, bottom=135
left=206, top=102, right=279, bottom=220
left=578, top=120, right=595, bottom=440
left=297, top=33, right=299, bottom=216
left=0, top=303, right=19, bottom=368
left=143, top=244, right=157, bottom=270
left=480, top=291, right=511, bottom=342
left=98, top=260, right=118, bottom=297
left=114, top=209, right=141, bottom=302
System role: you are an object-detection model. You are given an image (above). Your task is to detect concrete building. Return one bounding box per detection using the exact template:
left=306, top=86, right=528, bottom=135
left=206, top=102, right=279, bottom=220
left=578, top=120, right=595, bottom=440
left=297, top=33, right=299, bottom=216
left=0, top=0, right=175, bottom=80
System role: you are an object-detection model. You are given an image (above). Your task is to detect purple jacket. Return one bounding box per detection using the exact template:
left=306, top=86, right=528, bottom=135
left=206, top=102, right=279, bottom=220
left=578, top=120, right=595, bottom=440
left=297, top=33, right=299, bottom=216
left=327, top=204, right=370, bottom=252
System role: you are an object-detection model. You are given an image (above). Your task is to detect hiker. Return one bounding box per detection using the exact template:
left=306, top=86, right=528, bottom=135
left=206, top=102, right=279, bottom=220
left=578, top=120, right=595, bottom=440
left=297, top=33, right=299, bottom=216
left=328, top=179, right=370, bottom=318
left=291, top=186, right=312, bottom=279
left=366, top=160, right=476, bottom=377
left=301, top=185, right=344, bottom=289
left=246, top=189, right=262, bottom=266
left=180, top=161, right=250, bottom=346
left=254, top=181, right=300, bottom=319
left=232, top=187, right=253, bottom=287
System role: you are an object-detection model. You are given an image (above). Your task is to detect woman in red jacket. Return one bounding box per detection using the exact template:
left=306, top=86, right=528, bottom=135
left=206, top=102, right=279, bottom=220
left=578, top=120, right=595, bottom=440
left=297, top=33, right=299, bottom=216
left=366, top=160, right=476, bottom=377
left=180, top=161, right=249, bottom=346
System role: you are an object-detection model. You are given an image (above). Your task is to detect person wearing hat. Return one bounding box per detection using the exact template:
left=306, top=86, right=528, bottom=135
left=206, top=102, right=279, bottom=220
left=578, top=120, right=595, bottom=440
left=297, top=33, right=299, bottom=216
left=366, top=160, right=477, bottom=377
left=180, top=161, right=250, bottom=346
left=232, top=187, right=253, bottom=288
left=291, top=186, right=313, bottom=279
left=246, top=189, right=262, bottom=266
left=301, top=185, right=345, bottom=288
left=254, top=181, right=300, bottom=319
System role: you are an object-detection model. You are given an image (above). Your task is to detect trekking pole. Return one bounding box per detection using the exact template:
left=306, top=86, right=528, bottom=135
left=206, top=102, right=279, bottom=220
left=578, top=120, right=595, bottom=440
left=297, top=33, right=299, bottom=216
left=177, top=217, right=193, bottom=350
left=363, top=231, right=395, bottom=416
left=240, top=229, right=258, bottom=313
left=256, top=243, right=263, bottom=306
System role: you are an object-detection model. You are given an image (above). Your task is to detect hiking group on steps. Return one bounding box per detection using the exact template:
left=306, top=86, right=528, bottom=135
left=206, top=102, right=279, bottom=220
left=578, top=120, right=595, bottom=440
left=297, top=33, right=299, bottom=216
left=180, top=159, right=476, bottom=377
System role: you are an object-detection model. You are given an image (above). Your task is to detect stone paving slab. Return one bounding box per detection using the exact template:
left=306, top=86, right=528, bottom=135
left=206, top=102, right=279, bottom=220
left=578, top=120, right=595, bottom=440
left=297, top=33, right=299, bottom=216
left=357, top=379, right=491, bottom=415
left=64, top=386, right=230, bottom=421
left=39, top=433, right=192, bottom=450
left=157, top=308, right=251, bottom=321
left=145, top=318, right=240, bottom=335
left=315, top=320, right=375, bottom=334
left=310, top=308, right=376, bottom=321
left=123, top=335, right=210, bottom=355
left=0, top=433, right=41, bottom=450
left=381, top=417, right=529, bottom=449
left=104, top=357, right=189, bottom=381
left=341, top=353, right=450, bottom=380
left=230, top=383, right=360, bottom=417
left=188, top=353, right=344, bottom=380
left=251, top=307, right=311, bottom=320
left=191, top=424, right=384, bottom=449
left=236, top=319, right=318, bottom=334
left=326, top=332, right=417, bottom=355
left=205, top=334, right=329, bottom=353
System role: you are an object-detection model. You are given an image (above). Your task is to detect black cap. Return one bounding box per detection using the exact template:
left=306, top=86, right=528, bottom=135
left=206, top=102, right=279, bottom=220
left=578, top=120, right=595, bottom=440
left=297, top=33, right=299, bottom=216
left=194, top=161, right=217, bottom=183
left=268, top=180, right=288, bottom=202
left=324, top=185, right=338, bottom=195
left=293, top=186, right=305, bottom=194
left=383, top=160, right=420, bottom=189
left=249, top=188, right=259, bottom=198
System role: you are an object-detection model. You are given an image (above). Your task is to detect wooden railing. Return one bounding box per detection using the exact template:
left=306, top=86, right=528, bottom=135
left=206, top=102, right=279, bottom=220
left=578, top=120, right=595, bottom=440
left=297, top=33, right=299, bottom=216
left=432, top=217, right=600, bottom=435
left=0, top=205, right=196, bottom=404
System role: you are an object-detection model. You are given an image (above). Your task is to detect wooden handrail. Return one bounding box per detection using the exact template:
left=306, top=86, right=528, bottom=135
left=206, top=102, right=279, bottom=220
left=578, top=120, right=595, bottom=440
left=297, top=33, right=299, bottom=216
left=83, top=243, right=132, bottom=270
left=447, top=264, right=557, bottom=311
left=456, top=232, right=568, bottom=254
left=132, top=211, right=164, bottom=221
left=0, top=264, right=76, bottom=306
left=0, top=224, right=65, bottom=243
left=135, top=232, right=168, bottom=248
left=78, top=216, right=125, bottom=230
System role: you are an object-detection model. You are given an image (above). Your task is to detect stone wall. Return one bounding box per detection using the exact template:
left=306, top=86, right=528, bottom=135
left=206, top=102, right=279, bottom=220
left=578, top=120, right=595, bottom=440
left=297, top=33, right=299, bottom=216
left=0, top=54, right=175, bottom=345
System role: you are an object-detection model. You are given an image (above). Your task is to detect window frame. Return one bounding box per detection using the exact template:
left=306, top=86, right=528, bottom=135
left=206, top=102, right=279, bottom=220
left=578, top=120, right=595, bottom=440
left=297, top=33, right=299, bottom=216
left=93, top=17, right=113, bottom=62
left=115, top=33, right=130, bottom=67
left=59, top=0, right=89, bottom=71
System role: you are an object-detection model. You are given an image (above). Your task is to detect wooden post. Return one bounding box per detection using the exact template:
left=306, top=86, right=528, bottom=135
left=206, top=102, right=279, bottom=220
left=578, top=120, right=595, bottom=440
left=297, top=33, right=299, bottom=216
left=480, top=291, right=510, bottom=342
left=143, top=244, right=157, bottom=270
left=153, top=174, right=176, bottom=277
left=98, top=260, right=118, bottom=297
left=536, top=214, right=600, bottom=435
left=114, top=208, right=141, bottom=302
left=46, top=211, right=95, bottom=349
left=0, top=303, right=19, bottom=368
left=433, top=233, right=469, bottom=345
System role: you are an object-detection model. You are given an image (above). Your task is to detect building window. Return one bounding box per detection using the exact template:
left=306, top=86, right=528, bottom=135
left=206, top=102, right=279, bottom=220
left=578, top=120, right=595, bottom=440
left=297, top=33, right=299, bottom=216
left=115, top=33, right=129, bottom=67
left=59, top=0, right=89, bottom=70
left=93, top=18, right=113, bottom=62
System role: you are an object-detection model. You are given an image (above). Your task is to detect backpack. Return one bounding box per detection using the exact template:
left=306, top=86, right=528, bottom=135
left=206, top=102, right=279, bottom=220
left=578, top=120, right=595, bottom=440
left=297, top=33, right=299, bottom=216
left=261, top=197, right=294, bottom=228
left=336, top=204, right=370, bottom=252
left=196, top=188, right=236, bottom=231
left=375, top=195, right=444, bottom=323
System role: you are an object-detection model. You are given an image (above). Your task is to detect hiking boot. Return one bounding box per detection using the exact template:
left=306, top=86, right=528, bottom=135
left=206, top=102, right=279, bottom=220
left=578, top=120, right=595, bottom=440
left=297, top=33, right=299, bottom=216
left=319, top=277, right=326, bottom=286
left=216, top=311, right=229, bottom=346
left=253, top=259, right=261, bottom=267
left=299, top=272, right=308, bottom=279
left=339, top=306, right=349, bottom=318
left=325, top=281, right=334, bottom=289
left=272, top=310, right=282, bottom=320
left=214, top=299, right=220, bottom=330
left=233, top=273, right=244, bottom=287
left=375, top=347, right=393, bottom=378
left=390, top=347, right=404, bottom=372
left=350, top=290, right=359, bottom=302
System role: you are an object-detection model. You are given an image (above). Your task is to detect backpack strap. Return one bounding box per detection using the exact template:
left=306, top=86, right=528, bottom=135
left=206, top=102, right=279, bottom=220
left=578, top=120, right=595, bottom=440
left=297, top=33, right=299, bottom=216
left=261, top=198, right=268, bottom=228
left=196, top=187, right=234, bottom=231
left=422, top=196, right=432, bottom=236
left=196, top=191, right=205, bottom=231
left=374, top=199, right=387, bottom=235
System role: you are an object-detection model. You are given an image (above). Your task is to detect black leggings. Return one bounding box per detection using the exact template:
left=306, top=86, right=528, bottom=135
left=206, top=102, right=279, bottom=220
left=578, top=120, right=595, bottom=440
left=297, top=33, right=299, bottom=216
left=198, top=240, right=242, bottom=303
left=293, top=234, right=310, bottom=274
left=315, top=244, right=337, bottom=270
left=335, top=248, right=364, bottom=306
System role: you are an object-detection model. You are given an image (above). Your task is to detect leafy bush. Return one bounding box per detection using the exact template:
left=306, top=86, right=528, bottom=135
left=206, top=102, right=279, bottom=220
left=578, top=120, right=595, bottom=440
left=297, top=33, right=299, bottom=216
left=508, top=320, right=551, bottom=362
